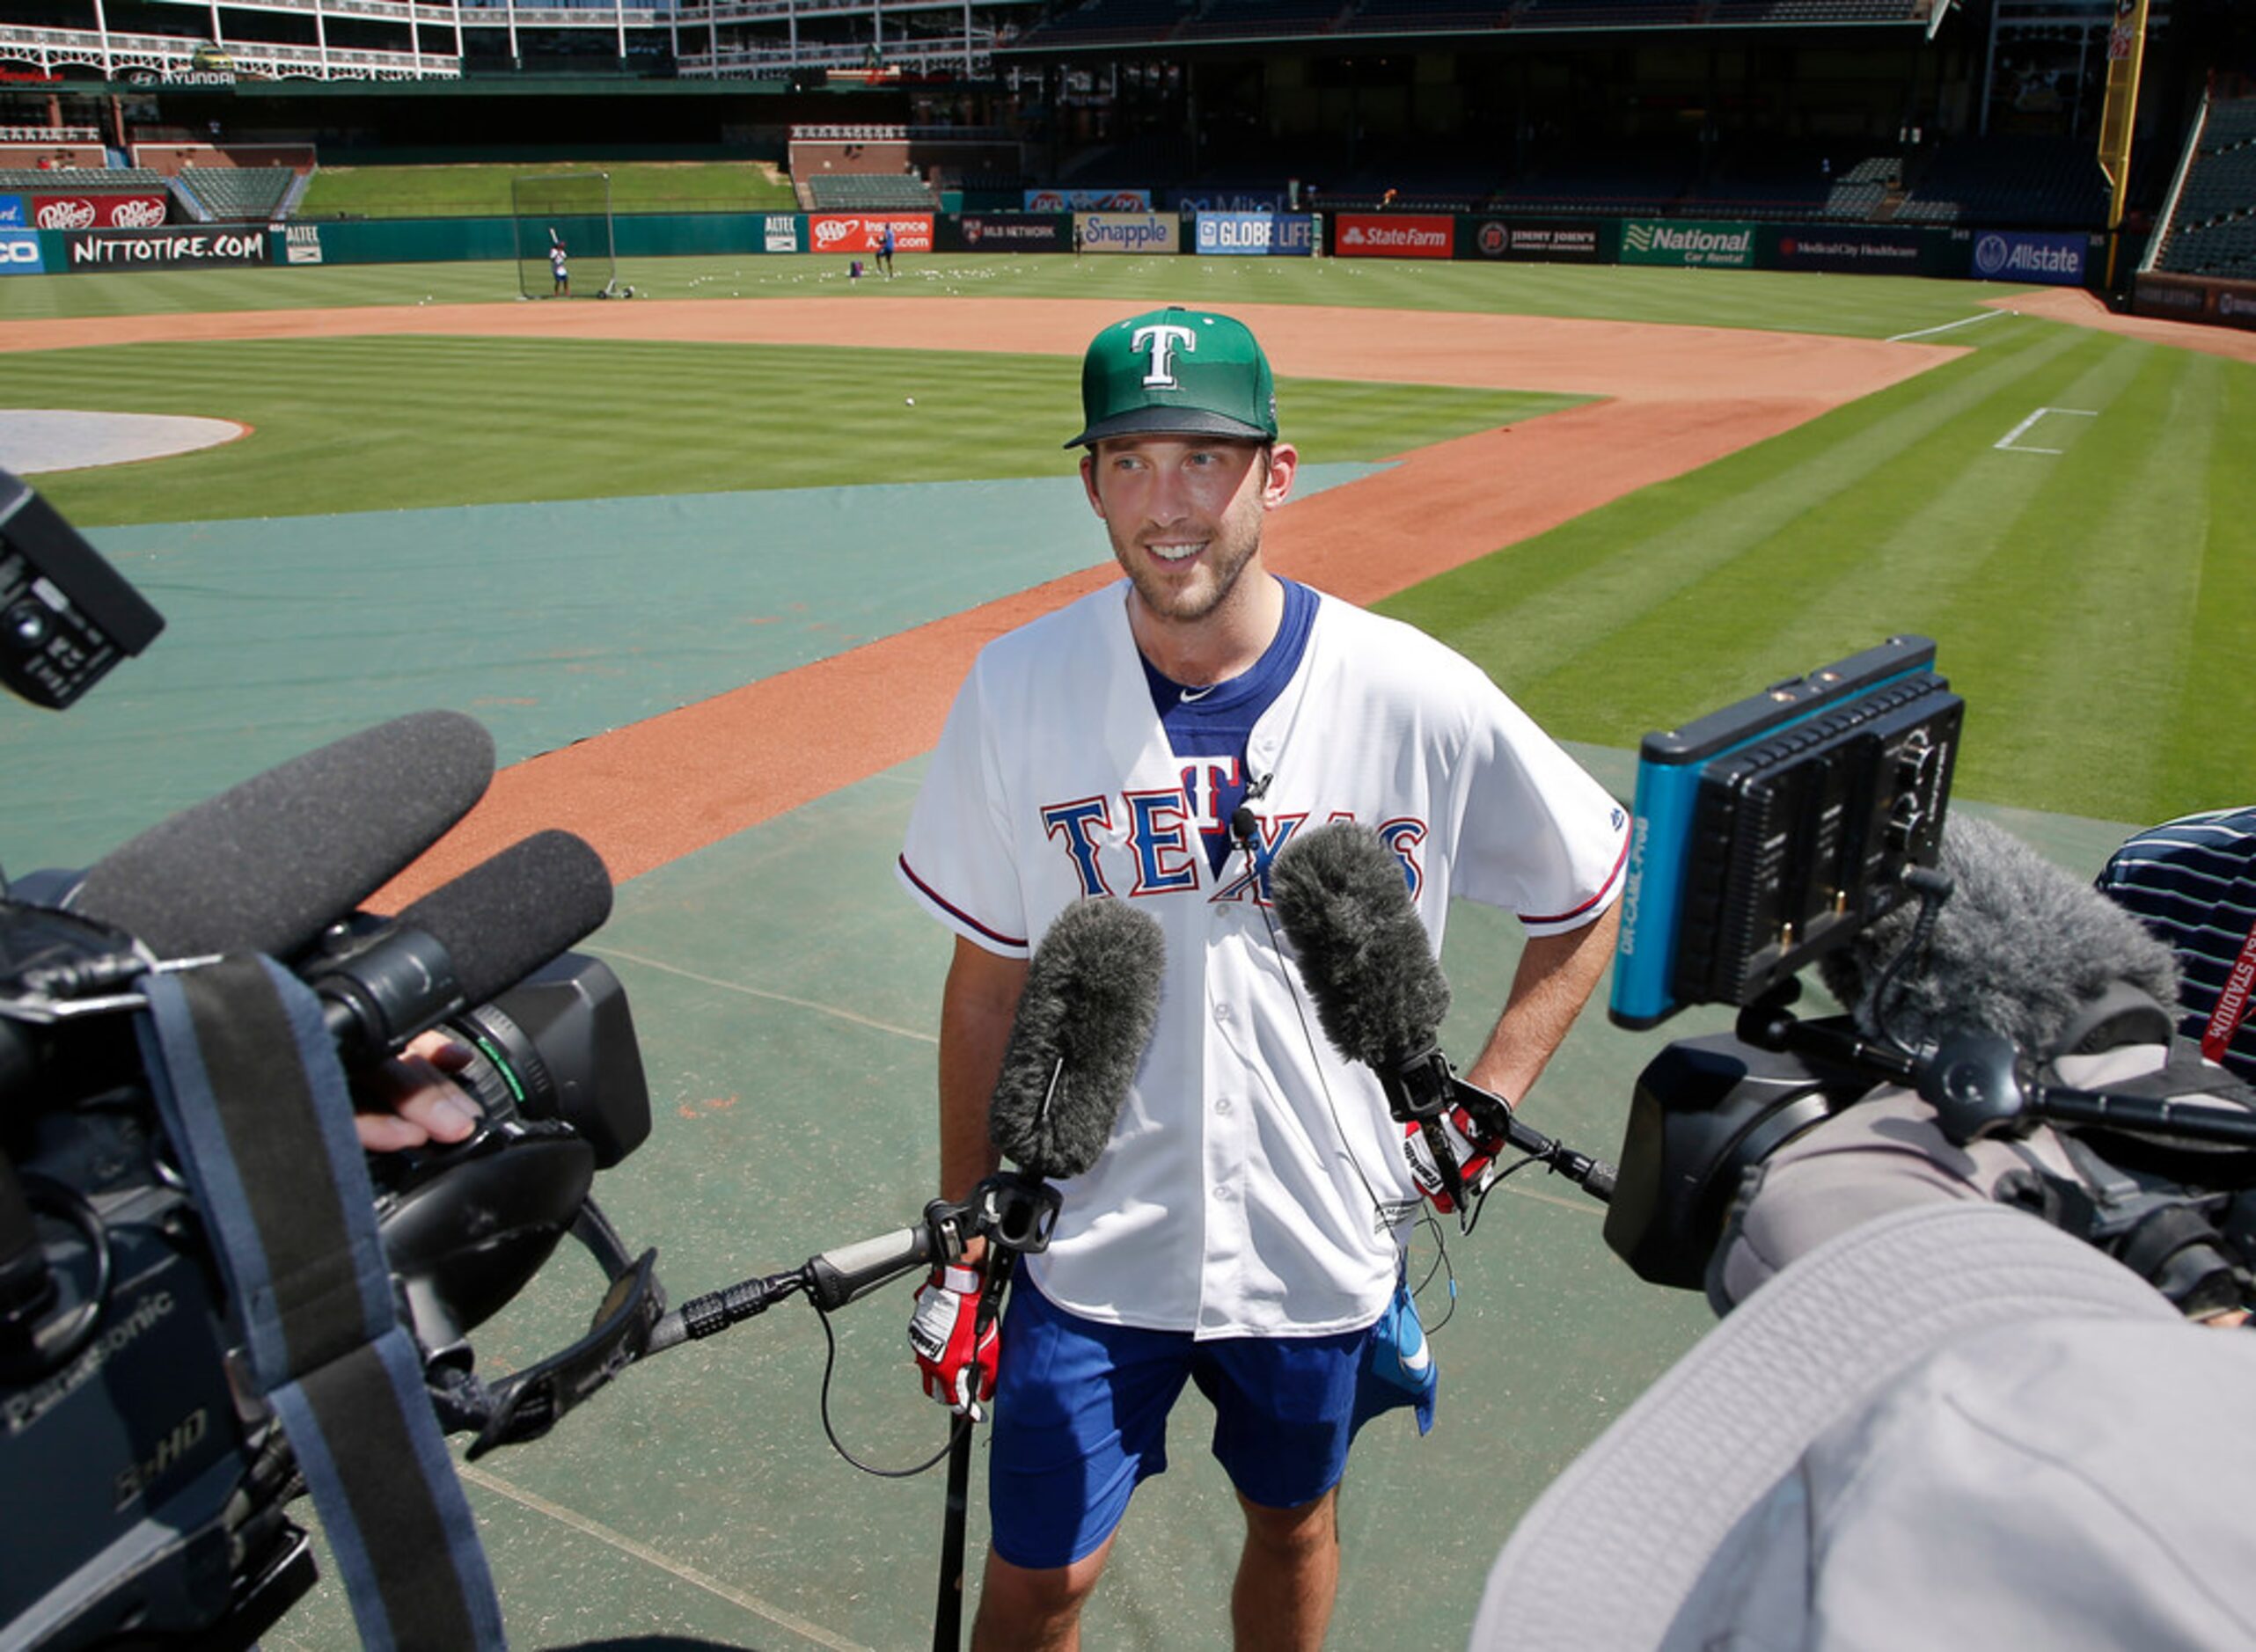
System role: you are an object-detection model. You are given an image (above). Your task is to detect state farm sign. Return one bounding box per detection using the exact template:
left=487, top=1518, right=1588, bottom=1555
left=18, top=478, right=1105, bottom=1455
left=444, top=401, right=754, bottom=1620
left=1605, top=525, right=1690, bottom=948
left=1333, top=214, right=1454, bottom=259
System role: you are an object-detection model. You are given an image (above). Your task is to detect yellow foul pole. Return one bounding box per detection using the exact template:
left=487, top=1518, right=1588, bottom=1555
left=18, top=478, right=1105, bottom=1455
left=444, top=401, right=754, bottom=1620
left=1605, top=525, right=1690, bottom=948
left=2097, top=0, right=2150, bottom=290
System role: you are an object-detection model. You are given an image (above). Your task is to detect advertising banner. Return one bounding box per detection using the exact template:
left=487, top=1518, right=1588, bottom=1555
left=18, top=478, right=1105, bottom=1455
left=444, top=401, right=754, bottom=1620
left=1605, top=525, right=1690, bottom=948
left=948, top=213, right=1070, bottom=252
left=280, top=224, right=323, bottom=265
left=33, top=194, right=168, bottom=231
left=1465, top=218, right=1602, bottom=263
left=1193, top=213, right=1316, bottom=257
left=1028, top=187, right=1152, bottom=212
left=0, top=230, right=44, bottom=274
left=63, top=229, right=270, bottom=272
left=0, top=195, right=23, bottom=228
left=760, top=213, right=803, bottom=253
left=1619, top=220, right=1756, bottom=268
left=1966, top=229, right=2089, bottom=285
left=2132, top=272, right=2256, bottom=332
left=1175, top=188, right=1287, bottom=213
left=1333, top=214, right=1454, bottom=259
left=809, top=213, right=934, bottom=255
left=1763, top=225, right=1927, bottom=275
left=1075, top=213, right=1181, bottom=256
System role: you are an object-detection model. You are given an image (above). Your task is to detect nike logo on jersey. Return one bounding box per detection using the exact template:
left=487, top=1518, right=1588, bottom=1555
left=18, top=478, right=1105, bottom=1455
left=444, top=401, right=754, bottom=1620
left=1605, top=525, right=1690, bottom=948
left=1040, top=793, right=1428, bottom=903
left=1179, top=683, right=1218, bottom=703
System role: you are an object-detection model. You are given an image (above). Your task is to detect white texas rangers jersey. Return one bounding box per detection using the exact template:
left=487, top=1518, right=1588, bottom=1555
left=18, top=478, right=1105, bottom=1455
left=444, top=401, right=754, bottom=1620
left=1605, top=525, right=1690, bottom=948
left=898, top=581, right=1627, bottom=1338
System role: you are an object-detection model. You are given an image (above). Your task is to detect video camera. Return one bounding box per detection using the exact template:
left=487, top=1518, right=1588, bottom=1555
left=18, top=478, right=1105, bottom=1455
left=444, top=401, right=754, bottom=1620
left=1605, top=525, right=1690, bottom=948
left=0, top=471, right=661, bottom=1650
left=1600, top=636, right=2256, bottom=1308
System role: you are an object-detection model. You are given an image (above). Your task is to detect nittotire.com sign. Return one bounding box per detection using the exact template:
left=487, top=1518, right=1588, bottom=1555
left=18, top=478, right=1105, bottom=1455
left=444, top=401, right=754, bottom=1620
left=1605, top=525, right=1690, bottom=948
left=65, top=229, right=270, bottom=271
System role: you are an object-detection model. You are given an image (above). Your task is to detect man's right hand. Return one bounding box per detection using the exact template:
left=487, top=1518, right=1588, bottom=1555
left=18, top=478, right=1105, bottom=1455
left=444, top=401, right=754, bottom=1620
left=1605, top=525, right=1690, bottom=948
left=908, top=1264, right=999, bottom=1422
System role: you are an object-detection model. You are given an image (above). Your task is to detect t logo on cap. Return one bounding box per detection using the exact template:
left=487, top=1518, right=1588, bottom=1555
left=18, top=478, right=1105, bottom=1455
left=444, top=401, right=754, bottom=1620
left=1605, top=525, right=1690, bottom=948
left=1134, top=323, right=1198, bottom=389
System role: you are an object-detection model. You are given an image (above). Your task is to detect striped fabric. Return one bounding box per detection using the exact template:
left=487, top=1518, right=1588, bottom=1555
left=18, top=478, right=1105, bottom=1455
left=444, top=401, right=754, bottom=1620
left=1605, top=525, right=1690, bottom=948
left=2097, top=807, right=2256, bottom=1084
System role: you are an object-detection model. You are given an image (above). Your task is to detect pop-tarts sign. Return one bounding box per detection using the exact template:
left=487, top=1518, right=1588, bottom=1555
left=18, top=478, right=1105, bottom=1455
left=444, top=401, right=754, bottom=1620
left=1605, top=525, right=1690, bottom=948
left=1194, top=213, right=1315, bottom=257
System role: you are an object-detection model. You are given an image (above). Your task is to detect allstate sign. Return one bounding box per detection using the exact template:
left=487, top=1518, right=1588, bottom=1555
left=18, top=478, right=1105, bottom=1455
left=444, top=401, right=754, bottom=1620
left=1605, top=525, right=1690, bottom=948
left=0, top=230, right=44, bottom=274
left=1970, top=230, right=2087, bottom=286
left=1194, top=213, right=1315, bottom=257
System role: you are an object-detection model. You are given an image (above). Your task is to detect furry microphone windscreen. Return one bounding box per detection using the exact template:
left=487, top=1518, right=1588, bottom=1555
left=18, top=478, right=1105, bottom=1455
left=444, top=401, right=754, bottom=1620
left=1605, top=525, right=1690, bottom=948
left=988, top=898, right=1166, bottom=1181
left=1817, top=815, right=2180, bottom=1057
left=1268, top=820, right=1452, bottom=1069
left=71, top=709, right=495, bottom=961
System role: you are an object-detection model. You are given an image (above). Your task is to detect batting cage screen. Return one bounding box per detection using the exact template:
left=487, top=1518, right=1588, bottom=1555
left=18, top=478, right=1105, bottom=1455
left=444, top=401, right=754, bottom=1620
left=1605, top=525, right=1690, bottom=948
left=512, top=172, right=618, bottom=298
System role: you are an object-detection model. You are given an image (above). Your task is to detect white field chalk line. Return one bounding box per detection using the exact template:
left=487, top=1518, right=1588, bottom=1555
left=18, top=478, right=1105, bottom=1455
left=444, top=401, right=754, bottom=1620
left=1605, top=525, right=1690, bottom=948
left=1995, top=406, right=2098, bottom=455
left=1890, top=309, right=2016, bottom=343
left=458, top=1461, right=875, bottom=1652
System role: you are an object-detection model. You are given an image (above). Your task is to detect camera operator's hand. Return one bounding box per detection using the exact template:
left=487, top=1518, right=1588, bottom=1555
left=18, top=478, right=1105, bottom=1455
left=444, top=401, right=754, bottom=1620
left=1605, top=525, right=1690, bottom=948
left=350, top=1029, right=485, bottom=1152
left=1402, top=1103, right=1506, bottom=1215
left=908, top=1263, right=999, bottom=1422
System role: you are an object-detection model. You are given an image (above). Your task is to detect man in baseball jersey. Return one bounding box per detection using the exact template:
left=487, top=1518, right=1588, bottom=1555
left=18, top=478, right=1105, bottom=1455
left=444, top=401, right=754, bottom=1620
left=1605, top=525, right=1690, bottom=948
left=2097, top=806, right=2256, bottom=1084
left=897, top=306, right=1627, bottom=1648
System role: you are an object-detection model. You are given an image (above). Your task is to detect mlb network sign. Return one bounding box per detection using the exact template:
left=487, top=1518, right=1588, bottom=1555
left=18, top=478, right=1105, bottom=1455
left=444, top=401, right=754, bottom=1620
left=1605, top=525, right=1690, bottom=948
left=1621, top=220, right=1754, bottom=268
left=1194, top=213, right=1315, bottom=257
left=1969, top=230, right=2087, bottom=286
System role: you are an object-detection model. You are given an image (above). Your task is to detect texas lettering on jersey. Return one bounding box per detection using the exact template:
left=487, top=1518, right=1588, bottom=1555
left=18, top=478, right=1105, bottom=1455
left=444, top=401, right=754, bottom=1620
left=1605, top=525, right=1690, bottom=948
left=1039, top=786, right=1428, bottom=903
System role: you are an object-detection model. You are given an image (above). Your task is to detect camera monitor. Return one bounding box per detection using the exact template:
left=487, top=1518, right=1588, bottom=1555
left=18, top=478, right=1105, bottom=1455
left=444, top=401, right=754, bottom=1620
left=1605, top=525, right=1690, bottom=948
left=1608, top=636, right=1961, bottom=1030
left=0, top=468, right=165, bottom=710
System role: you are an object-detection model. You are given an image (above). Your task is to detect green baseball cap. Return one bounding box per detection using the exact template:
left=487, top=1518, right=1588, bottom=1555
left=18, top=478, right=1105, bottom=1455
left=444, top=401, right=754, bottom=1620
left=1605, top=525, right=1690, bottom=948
left=1065, top=306, right=1279, bottom=449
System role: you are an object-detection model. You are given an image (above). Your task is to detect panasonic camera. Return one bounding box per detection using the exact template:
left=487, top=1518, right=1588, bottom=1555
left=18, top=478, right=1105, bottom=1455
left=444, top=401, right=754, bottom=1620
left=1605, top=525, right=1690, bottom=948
left=0, top=470, right=663, bottom=1650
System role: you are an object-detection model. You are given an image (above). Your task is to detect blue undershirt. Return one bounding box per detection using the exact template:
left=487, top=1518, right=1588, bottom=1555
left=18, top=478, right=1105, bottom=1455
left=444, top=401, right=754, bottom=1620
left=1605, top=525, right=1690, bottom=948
left=1138, top=577, right=1318, bottom=875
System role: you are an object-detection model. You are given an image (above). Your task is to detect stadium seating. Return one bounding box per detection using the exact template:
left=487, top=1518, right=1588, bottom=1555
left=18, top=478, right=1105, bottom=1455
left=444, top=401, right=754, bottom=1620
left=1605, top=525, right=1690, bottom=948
left=172, top=167, right=299, bottom=222
left=0, top=167, right=169, bottom=194
left=1015, top=0, right=1198, bottom=45
left=1893, top=135, right=2106, bottom=229
left=1175, top=0, right=1351, bottom=40
left=804, top=172, right=936, bottom=208
left=2152, top=95, right=2256, bottom=279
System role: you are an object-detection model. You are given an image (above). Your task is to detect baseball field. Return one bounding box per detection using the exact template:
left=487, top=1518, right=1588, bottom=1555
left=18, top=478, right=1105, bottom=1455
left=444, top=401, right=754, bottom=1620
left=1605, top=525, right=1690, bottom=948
left=2, top=252, right=2250, bottom=1649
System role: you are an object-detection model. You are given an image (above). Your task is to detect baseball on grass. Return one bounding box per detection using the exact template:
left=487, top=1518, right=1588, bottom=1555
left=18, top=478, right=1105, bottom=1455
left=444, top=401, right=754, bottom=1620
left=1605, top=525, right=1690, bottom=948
left=905, top=397, right=916, bottom=406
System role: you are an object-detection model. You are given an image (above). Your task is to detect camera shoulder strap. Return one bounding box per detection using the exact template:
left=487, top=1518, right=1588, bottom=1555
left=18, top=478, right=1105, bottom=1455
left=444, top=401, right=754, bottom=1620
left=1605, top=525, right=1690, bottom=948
left=136, top=954, right=507, bottom=1652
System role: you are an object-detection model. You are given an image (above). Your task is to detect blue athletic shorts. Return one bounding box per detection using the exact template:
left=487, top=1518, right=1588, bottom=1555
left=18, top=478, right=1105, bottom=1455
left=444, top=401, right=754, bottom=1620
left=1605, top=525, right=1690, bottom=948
left=986, top=1276, right=1371, bottom=1570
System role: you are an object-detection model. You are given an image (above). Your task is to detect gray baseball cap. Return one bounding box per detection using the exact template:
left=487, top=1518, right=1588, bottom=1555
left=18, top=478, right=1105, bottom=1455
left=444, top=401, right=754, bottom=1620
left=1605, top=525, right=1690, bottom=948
left=1066, top=306, right=1278, bottom=449
left=1472, top=1202, right=2244, bottom=1650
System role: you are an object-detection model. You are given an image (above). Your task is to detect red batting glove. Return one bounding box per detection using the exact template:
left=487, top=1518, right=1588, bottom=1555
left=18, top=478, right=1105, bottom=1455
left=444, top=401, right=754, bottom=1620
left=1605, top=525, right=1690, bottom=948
left=907, top=1264, right=999, bottom=1422
left=1401, top=1104, right=1505, bottom=1216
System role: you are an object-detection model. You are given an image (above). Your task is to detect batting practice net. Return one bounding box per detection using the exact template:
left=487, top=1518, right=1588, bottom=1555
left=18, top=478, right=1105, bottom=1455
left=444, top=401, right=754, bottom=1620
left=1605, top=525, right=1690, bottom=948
left=512, top=172, right=619, bottom=298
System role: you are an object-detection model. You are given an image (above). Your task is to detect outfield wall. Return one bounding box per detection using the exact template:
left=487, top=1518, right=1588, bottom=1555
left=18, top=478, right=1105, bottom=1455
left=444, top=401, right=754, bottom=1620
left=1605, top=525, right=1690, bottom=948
left=2, top=209, right=2110, bottom=291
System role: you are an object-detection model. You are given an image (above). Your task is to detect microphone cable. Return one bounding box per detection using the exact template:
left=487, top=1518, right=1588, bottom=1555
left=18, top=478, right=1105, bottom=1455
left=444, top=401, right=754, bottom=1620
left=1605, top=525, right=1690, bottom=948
left=810, top=1300, right=968, bottom=1480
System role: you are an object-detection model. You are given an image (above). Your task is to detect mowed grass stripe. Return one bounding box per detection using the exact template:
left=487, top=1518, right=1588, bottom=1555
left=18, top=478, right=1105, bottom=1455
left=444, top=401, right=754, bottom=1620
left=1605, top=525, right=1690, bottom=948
left=13, top=336, right=1578, bottom=525
left=1387, top=320, right=2255, bottom=824
left=1940, top=344, right=2223, bottom=821
left=2163, top=362, right=2256, bottom=809
left=1381, top=318, right=2091, bottom=714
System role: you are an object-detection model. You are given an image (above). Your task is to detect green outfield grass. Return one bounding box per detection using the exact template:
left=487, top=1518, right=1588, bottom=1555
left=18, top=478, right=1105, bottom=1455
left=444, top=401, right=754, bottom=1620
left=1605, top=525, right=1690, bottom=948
left=3, top=257, right=2248, bottom=828
left=7, top=340, right=1580, bottom=524
left=297, top=160, right=800, bottom=218
left=0, top=252, right=2005, bottom=338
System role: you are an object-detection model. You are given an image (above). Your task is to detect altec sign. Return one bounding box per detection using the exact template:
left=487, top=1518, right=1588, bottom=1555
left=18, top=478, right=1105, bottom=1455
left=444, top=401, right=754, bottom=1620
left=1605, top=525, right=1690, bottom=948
left=1334, top=215, right=1454, bottom=259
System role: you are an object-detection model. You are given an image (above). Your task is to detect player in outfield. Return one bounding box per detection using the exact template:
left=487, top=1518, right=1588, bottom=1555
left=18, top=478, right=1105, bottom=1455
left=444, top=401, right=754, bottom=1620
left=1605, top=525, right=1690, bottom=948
left=896, top=306, right=1628, bottom=1649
